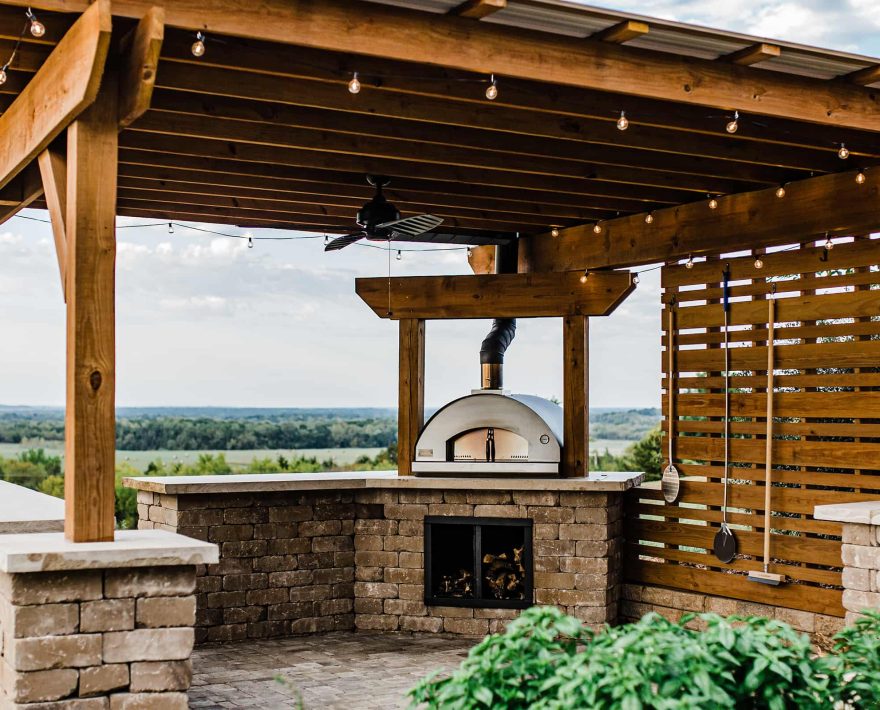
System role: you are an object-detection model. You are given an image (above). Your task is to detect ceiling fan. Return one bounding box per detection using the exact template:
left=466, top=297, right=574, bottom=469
left=323, top=175, right=515, bottom=252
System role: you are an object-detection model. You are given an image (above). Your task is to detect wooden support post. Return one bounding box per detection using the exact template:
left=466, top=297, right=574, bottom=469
left=64, top=73, right=118, bottom=542
left=562, top=316, right=589, bottom=478
left=398, top=319, right=425, bottom=476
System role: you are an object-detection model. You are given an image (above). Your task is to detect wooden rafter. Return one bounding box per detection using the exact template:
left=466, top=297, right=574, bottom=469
left=355, top=271, right=635, bottom=319
left=0, top=0, right=110, bottom=190
left=523, top=168, right=880, bottom=271
left=7, top=0, right=880, bottom=131
left=450, top=0, right=506, bottom=19
left=723, top=43, right=780, bottom=66
left=118, top=6, right=165, bottom=128
left=0, top=163, right=42, bottom=225
left=592, top=20, right=648, bottom=44
left=842, top=64, right=880, bottom=86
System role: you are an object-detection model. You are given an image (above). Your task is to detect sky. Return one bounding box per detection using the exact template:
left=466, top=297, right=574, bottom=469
left=1, top=0, right=877, bottom=411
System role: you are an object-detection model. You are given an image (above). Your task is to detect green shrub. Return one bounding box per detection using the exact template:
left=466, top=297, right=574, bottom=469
left=409, top=606, right=880, bottom=709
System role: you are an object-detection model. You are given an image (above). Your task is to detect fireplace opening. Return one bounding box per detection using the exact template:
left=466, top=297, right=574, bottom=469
left=424, top=516, right=533, bottom=609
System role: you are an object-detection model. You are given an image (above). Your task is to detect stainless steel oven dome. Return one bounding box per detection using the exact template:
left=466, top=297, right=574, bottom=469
left=412, top=391, right=563, bottom=476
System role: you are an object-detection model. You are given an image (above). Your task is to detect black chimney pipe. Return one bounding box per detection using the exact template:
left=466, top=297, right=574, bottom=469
left=480, top=241, right=518, bottom=389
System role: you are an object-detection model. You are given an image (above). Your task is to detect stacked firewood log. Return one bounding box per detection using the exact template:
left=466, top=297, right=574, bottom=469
left=483, top=545, right=526, bottom=600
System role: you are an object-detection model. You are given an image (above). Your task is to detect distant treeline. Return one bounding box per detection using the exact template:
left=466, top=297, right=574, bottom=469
left=0, top=406, right=659, bottom=450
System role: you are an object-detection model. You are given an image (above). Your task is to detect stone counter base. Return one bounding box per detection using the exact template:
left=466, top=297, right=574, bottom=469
left=138, top=488, right=623, bottom=642
left=620, top=583, right=844, bottom=644
left=0, top=567, right=196, bottom=709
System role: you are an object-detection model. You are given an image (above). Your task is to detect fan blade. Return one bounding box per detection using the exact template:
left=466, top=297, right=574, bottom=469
left=390, top=231, right=515, bottom=246
left=377, top=214, right=443, bottom=237
left=324, top=232, right=366, bottom=252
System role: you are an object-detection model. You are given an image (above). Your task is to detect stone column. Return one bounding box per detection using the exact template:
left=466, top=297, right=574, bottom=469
left=815, top=501, right=880, bottom=624
left=0, top=529, right=216, bottom=708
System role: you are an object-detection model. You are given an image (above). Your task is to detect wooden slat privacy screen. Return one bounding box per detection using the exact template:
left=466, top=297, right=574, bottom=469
left=624, top=237, right=880, bottom=617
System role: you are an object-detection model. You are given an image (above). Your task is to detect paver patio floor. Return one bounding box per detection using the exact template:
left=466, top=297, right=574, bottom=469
left=190, top=632, right=474, bottom=709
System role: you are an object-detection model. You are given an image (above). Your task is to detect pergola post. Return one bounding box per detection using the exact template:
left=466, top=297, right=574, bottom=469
left=397, top=318, right=425, bottom=476
left=562, top=316, right=589, bottom=477
left=62, top=72, right=118, bottom=542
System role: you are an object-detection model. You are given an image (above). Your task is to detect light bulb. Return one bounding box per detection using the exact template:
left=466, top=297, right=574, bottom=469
left=0, top=67, right=6, bottom=86
left=593, top=223, right=602, bottom=234
left=824, top=235, right=834, bottom=250
left=685, top=255, right=694, bottom=269
left=324, top=234, right=330, bottom=246
left=856, top=171, right=866, bottom=184
left=27, top=9, right=45, bottom=37
left=579, top=271, right=588, bottom=284
left=708, top=197, right=719, bottom=210
left=616, top=111, right=629, bottom=131
left=550, top=227, right=560, bottom=238
left=192, top=32, right=206, bottom=57
left=725, top=111, right=739, bottom=134
left=466, top=248, right=473, bottom=258
left=645, top=213, right=654, bottom=224
left=633, top=274, right=641, bottom=285
left=348, top=72, right=361, bottom=94
left=838, top=144, right=849, bottom=160
left=775, top=186, right=786, bottom=198
left=247, top=235, right=254, bottom=249
left=485, top=75, right=498, bottom=100
left=396, top=250, right=402, bottom=261
left=754, top=257, right=764, bottom=269
left=167, top=223, right=174, bottom=234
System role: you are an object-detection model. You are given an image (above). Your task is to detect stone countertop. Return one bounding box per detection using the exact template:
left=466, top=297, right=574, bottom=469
left=815, top=500, right=880, bottom=525
left=123, top=471, right=644, bottom=495
left=0, top=480, right=65, bottom=533
left=0, top=529, right=219, bottom=573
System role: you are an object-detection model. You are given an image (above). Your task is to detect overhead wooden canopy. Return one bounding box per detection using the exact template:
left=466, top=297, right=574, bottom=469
left=2, top=0, right=880, bottom=248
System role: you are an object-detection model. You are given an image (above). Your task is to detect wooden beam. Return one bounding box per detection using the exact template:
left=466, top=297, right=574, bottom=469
left=0, top=0, right=110, bottom=191
left=118, top=6, right=165, bottom=128
left=37, top=146, right=68, bottom=301
left=842, top=64, right=880, bottom=87
left=562, top=316, right=589, bottom=478
left=723, top=43, right=780, bottom=66
left=64, top=72, right=118, bottom=543
left=592, top=20, right=648, bottom=44
left=0, top=163, right=43, bottom=225
left=8, top=0, right=880, bottom=131
left=355, top=271, right=635, bottom=320
left=450, top=0, right=506, bottom=19
left=524, top=168, right=880, bottom=271
left=397, top=319, right=425, bottom=476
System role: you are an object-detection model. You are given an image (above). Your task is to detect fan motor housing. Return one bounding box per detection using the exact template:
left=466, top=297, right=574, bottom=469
left=357, top=197, right=400, bottom=230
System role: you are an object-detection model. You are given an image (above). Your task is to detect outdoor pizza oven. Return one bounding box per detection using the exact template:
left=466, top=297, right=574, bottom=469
left=412, top=241, right=562, bottom=476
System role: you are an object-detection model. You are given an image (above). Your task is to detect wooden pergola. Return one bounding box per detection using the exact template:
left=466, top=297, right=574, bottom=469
left=2, top=0, right=880, bottom=556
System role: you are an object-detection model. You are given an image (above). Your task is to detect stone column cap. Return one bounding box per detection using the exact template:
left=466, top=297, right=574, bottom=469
left=0, top=529, right=218, bottom=573
left=815, top=501, right=880, bottom=525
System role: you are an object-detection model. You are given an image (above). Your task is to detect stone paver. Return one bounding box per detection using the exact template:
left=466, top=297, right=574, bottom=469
left=190, top=632, right=473, bottom=709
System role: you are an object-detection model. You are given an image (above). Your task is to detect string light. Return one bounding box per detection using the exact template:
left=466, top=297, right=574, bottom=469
left=0, top=66, right=6, bottom=86
left=550, top=227, right=560, bottom=238
left=466, top=248, right=473, bottom=258
left=644, top=213, right=654, bottom=224
left=616, top=111, right=629, bottom=131
left=579, top=270, right=589, bottom=284
left=167, top=223, right=174, bottom=234
left=593, top=223, right=602, bottom=234
left=247, top=235, right=254, bottom=249
left=485, top=74, right=498, bottom=100
left=396, top=250, right=402, bottom=261
left=191, top=31, right=206, bottom=57
left=324, top=234, right=330, bottom=246
left=685, top=255, right=694, bottom=269
left=633, top=274, right=641, bottom=285
left=725, top=110, right=739, bottom=134
left=838, top=143, right=850, bottom=160
left=824, top=233, right=834, bottom=250
left=708, top=196, right=719, bottom=210
left=348, top=72, right=361, bottom=94
left=754, top=257, right=764, bottom=269
left=856, top=170, right=866, bottom=184
left=26, top=8, right=45, bottom=38
left=775, top=185, right=786, bottom=198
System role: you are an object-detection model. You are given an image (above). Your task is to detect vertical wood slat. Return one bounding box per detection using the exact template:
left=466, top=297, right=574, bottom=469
left=64, top=74, right=118, bottom=543
left=562, top=316, right=589, bottom=477
left=397, top=318, right=425, bottom=476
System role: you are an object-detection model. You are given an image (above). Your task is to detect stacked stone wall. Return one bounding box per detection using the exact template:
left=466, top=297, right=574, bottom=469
left=0, top=566, right=196, bottom=709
